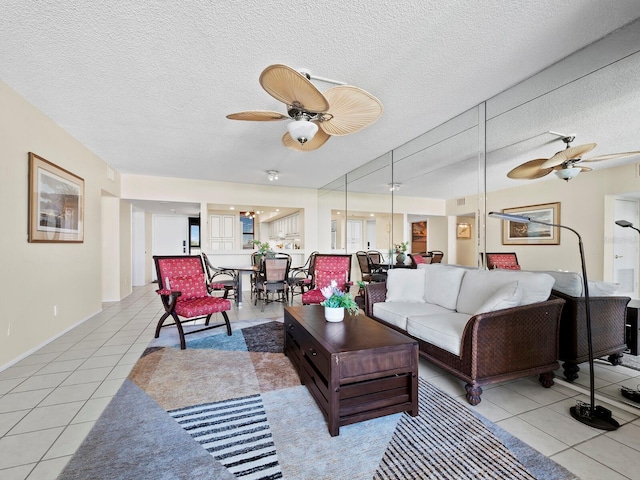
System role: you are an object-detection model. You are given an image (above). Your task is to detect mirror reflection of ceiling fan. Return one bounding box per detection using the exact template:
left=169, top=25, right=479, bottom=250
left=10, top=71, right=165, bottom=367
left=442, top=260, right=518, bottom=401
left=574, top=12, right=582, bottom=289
left=507, top=134, right=640, bottom=181
left=226, top=64, right=383, bottom=151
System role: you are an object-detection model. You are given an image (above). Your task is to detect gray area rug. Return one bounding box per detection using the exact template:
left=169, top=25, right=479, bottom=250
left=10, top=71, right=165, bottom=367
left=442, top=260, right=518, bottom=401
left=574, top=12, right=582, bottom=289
left=58, top=321, right=576, bottom=479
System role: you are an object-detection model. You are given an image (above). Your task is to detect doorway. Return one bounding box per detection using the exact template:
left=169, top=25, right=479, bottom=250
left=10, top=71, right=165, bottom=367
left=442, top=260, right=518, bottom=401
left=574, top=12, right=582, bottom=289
left=613, top=198, right=639, bottom=298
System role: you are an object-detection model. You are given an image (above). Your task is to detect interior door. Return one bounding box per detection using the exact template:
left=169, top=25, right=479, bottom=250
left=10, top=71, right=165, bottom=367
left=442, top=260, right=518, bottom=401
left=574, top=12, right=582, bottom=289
left=346, top=219, right=363, bottom=252
left=613, top=198, right=639, bottom=298
left=152, top=215, right=189, bottom=281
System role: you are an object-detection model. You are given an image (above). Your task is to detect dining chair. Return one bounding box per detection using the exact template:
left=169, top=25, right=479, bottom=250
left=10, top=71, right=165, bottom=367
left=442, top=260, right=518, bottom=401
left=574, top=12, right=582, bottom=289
left=288, top=251, right=318, bottom=304
left=356, top=251, right=386, bottom=283
left=153, top=255, right=232, bottom=349
left=201, top=252, right=238, bottom=300
left=254, top=254, right=291, bottom=311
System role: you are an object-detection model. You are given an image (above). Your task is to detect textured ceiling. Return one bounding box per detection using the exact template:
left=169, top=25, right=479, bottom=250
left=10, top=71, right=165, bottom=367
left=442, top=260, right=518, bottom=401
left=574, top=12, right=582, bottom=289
left=2, top=0, right=640, bottom=194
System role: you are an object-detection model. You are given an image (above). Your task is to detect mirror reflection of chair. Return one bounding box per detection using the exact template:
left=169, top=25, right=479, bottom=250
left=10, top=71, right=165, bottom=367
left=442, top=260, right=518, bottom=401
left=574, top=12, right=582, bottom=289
left=356, top=251, right=387, bottom=283
left=302, top=254, right=352, bottom=305
left=408, top=253, right=431, bottom=268
left=485, top=252, right=520, bottom=270
left=201, top=252, right=238, bottom=300
left=254, top=254, right=291, bottom=312
left=428, top=250, right=444, bottom=263
left=288, top=251, right=318, bottom=304
left=153, top=255, right=232, bottom=349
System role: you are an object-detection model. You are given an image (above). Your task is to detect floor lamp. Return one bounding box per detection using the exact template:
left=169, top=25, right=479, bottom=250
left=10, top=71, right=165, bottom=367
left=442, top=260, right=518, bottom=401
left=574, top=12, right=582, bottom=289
left=489, top=211, right=620, bottom=431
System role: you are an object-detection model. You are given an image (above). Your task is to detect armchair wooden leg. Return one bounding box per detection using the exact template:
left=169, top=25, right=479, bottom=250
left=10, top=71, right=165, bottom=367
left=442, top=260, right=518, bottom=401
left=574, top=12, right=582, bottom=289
left=204, top=314, right=212, bottom=326
left=155, top=312, right=171, bottom=339
left=222, top=311, right=232, bottom=336
left=172, top=313, right=187, bottom=350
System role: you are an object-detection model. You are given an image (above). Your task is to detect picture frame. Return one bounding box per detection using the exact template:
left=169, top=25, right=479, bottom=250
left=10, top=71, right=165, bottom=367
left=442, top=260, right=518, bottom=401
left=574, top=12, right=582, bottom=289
left=28, top=152, right=84, bottom=243
left=501, top=202, right=560, bottom=245
left=456, top=223, right=471, bottom=239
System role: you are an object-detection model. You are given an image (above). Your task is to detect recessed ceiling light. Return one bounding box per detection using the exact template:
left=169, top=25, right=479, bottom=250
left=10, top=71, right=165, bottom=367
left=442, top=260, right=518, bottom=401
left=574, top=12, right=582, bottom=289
left=229, top=206, right=235, bottom=210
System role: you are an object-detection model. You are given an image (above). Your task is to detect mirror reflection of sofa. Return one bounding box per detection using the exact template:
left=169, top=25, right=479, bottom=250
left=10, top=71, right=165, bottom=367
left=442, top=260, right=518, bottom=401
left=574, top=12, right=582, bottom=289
left=364, top=264, right=564, bottom=405
left=538, top=270, right=630, bottom=381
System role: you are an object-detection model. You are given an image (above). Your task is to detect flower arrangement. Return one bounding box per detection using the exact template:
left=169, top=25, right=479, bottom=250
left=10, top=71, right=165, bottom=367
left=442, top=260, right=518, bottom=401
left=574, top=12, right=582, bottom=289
left=395, top=241, right=408, bottom=253
left=320, top=280, right=359, bottom=314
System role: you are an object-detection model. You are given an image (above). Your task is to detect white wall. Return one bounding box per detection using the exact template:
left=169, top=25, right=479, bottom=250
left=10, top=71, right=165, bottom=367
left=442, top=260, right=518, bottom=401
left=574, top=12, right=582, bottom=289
left=0, top=80, right=122, bottom=368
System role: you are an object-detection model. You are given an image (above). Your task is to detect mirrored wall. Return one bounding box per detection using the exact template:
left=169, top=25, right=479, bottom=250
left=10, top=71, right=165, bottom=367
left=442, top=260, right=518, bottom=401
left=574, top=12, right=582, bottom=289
left=319, top=18, right=640, bottom=410
left=321, top=18, right=640, bottom=279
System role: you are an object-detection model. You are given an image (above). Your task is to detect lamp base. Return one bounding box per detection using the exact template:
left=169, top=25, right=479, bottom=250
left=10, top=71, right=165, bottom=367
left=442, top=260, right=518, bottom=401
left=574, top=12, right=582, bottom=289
left=570, top=403, right=619, bottom=431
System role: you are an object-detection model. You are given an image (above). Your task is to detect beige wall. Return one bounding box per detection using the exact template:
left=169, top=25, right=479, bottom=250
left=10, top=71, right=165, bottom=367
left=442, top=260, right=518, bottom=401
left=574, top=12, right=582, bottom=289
left=486, top=163, right=640, bottom=279
left=1, top=80, right=121, bottom=368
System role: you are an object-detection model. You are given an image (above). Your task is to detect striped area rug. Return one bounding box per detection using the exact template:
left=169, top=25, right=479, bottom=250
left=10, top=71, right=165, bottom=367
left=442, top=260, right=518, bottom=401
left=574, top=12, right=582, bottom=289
left=169, top=395, right=282, bottom=479
left=59, top=320, right=576, bottom=479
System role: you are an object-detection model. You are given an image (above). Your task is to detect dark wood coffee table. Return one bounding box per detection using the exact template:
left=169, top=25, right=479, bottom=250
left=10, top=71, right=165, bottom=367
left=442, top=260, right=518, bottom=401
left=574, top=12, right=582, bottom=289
left=284, top=305, right=418, bottom=436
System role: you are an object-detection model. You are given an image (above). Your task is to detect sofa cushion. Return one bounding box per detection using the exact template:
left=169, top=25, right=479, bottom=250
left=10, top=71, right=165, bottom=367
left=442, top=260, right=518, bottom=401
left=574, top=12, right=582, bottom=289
left=456, top=269, right=554, bottom=315
left=373, top=302, right=452, bottom=331
left=418, top=264, right=467, bottom=310
left=475, top=281, right=523, bottom=314
left=536, top=269, right=621, bottom=297
left=385, top=269, right=425, bottom=303
left=406, top=312, right=471, bottom=356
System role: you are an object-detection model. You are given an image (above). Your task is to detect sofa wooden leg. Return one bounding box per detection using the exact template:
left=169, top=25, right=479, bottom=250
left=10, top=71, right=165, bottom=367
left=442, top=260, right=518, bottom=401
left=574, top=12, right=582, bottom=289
left=562, top=362, right=579, bottom=382
left=465, top=383, right=482, bottom=405
left=539, top=371, right=555, bottom=388
left=608, top=353, right=623, bottom=366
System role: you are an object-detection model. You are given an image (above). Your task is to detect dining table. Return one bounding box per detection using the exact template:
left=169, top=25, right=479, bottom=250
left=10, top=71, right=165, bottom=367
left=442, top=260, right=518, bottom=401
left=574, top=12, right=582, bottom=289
left=218, top=265, right=259, bottom=306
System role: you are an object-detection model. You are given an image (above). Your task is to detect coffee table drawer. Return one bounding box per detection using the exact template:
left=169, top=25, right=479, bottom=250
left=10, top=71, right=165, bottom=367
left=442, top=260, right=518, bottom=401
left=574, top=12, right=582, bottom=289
left=339, top=346, right=415, bottom=383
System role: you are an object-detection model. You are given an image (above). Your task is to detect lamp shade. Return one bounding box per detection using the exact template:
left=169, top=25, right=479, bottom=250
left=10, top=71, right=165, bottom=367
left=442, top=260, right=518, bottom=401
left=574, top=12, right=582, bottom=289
left=554, top=167, right=581, bottom=181
left=287, top=119, right=318, bottom=144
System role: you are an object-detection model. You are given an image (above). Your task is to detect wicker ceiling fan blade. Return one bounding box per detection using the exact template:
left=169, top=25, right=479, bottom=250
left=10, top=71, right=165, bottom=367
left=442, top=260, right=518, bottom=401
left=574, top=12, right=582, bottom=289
left=582, top=150, right=640, bottom=162
left=507, top=159, right=554, bottom=179
left=282, top=124, right=330, bottom=151
left=259, top=64, right=329, bottom=113
left=226, top=110, right=289, bottom=121
left=541, top=143, right=597, bottom=168
left=319, top=86, right=384, bottom=136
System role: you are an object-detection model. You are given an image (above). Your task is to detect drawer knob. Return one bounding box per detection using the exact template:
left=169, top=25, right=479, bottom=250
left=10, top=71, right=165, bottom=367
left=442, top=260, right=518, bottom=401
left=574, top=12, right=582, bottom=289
left=309, top=348, right=317, bottom=356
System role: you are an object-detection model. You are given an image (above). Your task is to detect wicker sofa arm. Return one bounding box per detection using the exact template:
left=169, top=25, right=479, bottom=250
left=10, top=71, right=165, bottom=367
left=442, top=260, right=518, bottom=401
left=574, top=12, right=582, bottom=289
left=467, top=298, right=565, bottom=376
left=364, top=282, right=387, bottom=317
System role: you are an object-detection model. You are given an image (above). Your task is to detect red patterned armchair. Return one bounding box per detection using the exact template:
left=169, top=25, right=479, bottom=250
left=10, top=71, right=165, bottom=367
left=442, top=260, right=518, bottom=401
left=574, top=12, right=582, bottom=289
left=485, top=252, right=520, bottom=270
left=154, top=255, right=232, bottom=349
left=301, top=254, right=352, bottom=305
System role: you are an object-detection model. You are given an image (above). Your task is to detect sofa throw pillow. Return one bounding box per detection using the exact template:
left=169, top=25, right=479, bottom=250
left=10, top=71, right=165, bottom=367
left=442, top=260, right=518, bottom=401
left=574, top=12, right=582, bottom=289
left=166, top=274, right=207, bottom=300
left=385, top=269, right=426, bottom=303
left=423, top=265, right=466, bottom=310
left=475, top=281, right=523, bottom=314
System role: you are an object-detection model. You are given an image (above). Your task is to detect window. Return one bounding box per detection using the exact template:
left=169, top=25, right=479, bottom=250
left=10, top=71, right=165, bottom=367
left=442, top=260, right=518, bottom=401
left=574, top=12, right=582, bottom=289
left=188, top=217, right=200, bottom=250
left=240, top=212, right=255, bottom=249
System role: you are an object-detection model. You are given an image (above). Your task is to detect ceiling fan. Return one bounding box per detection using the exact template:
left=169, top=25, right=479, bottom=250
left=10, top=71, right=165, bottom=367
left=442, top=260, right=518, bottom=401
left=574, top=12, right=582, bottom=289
left=226, top=64, right=383, bottom=151
left=507, top=135, right=640, bottom=181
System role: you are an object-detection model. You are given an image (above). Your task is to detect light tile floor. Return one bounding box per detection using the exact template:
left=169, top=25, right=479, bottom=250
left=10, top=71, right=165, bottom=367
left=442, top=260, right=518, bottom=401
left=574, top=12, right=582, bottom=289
left=1, top=284, right=640, bottom=479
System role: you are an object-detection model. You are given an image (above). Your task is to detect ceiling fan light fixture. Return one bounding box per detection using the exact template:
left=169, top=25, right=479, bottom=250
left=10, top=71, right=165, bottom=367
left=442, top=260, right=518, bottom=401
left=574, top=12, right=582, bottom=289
left=555, top=167, right=581, bottom=181
left=287, top=118, right=318, bottom=144
left=267, top=170, right=279, bottom=181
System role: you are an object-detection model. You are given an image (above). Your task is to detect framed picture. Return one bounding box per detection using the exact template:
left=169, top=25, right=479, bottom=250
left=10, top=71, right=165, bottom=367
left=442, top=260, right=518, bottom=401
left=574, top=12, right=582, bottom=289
left=501, top=202, right=560, bottom=245
left=456, top=223, right=471, bottom=239
left=28, top=152, right=84, bottom=243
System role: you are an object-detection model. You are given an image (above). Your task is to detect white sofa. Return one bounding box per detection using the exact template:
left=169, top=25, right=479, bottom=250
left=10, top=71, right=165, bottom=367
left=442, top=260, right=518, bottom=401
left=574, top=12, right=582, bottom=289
left=364, top=264, right=565, bottom=405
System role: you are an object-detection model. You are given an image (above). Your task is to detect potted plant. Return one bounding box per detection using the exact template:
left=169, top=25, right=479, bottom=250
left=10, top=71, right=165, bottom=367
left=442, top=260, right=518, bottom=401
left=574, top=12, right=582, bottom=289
left=320, top=280, right=360, bottom=322
left=395, top=241, right=408, bottom=264
left=252, top=240, right=273, bottom=258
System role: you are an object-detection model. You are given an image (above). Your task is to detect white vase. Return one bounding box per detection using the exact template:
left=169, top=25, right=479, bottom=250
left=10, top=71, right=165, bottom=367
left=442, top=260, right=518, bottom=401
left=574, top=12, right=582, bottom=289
left=324, top=306, right=345, bottom=322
